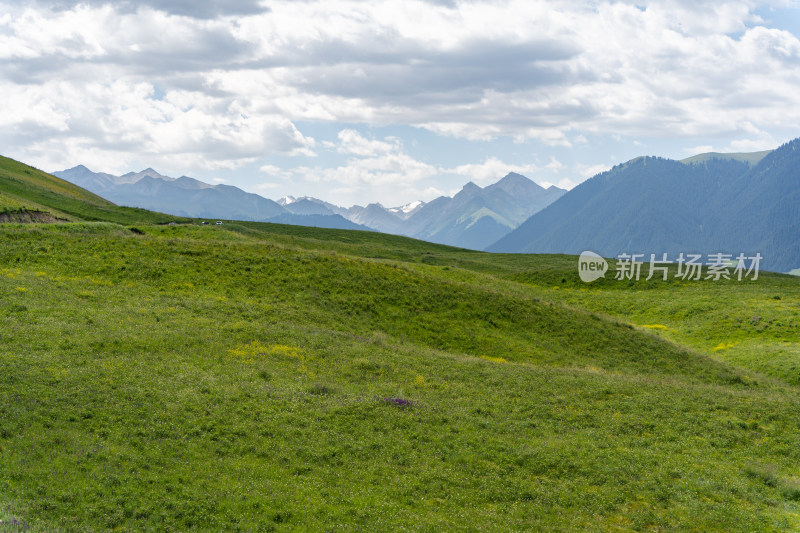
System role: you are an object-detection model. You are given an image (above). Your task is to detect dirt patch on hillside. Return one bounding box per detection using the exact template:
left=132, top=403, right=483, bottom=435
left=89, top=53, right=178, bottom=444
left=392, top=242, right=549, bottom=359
left=0, top=210, right=68, bottom=223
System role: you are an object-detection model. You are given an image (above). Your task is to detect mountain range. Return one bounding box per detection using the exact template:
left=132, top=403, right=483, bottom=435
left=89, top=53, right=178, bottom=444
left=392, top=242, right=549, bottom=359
left=51, top=138, right=799, bottom=272
left=54, top=166, right=566, bottom=250
left=396, top=174, right=566, bottom=250
left=53, top=165, right=370, bottom=231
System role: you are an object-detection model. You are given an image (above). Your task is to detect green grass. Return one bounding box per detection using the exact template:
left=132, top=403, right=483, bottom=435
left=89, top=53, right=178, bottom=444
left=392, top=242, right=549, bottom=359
left=0, top=191, right=34, bottom=212
left=1, top=155, right=800, bottom=530
left=0, top=189, right=65, bottom=221
left=1, top=222, right=800, bottom=532
left=505, top=260, right=800, bottom=387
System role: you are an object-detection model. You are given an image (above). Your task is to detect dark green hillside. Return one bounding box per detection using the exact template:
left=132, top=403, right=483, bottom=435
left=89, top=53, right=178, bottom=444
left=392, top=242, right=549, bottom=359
left=490, top=139, right=800, bottom=272
left=708, top=138, right=800, bottom=272
left=489, top=156, right=752, bottom=255
left=0, top=156, right=183, bottom=225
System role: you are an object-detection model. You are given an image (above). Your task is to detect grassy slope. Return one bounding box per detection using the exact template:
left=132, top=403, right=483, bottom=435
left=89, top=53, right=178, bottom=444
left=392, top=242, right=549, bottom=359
left=1, top=221, right=800, bottom=531
left=0, top=190, right=51, bottom=212
left=681, top=150, right=773, bottom=166
left=495, top=258, right=800, bottom=388
left=227, top=225, right=800, bottom=384
left=0, top=156, right=183, bottom=225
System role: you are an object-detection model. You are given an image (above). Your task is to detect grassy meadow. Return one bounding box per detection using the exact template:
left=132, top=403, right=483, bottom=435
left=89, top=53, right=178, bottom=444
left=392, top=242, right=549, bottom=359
left=1, top=158, right=800, bottom=531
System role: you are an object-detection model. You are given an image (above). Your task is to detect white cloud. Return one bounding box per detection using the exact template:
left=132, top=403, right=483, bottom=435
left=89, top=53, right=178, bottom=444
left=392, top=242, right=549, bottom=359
left=686, top=145, right=715, bottom=155
left=2, top=0, right=800, bottom=202
left=336, top=129, right=397, bottom=157
left=259, top=164, right=282, bottom=174
left=683, top=128, right=779, bottom=154
left=546, top=157, right=565, bottom=172
left=540, top=177, right=581, bottom=190
left=304, top=151, right=436, bottom=187
left=724, top=131, right=779, bottom=152
left=298, top=129, right=436, bottom=188
left=0, top=5, right=110, bottom=61
left=257, top=164, right=296, bottom=193
left=0, top=81, right=71, bottom=131
left=257, top=129, right=438, bottom=205
left=444, top=157, right=541, bottom=185
left=577, top=162, right=612, bottom=179
left=0, top=75, right=316, bottom=172
left=557, top=177, right=580, bottom=190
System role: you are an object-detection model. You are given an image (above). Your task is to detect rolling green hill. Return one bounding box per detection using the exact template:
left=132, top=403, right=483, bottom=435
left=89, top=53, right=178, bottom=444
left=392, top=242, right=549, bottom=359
left=0, top=155, right=183, bottom=225
left=1, top=156, right=800, bottom=531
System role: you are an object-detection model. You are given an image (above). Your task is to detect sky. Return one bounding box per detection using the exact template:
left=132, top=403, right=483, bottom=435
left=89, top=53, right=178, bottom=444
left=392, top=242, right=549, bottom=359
left=1, top=0, right=800, bottom=207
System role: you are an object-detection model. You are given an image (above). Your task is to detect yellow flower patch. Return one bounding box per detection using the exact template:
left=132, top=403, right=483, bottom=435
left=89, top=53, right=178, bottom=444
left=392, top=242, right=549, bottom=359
left=712, top=342, right=738, bottom=351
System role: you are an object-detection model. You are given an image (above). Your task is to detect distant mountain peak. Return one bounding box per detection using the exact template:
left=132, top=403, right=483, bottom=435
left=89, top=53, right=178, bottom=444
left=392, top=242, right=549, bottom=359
left=453, top=181, right=482, bottom=201
left=139, top=168, right=165, bottom=178
left=118, top=167, right=169, bottom=183
left=278, top=195, right=325, bottom=206
left=489, top=172, right=545, bottom=194
left=388, top=200, right=424, bottom=215
left=492, top=172, right=544, bottom=190
left=500, top=172, right=529, bottom=182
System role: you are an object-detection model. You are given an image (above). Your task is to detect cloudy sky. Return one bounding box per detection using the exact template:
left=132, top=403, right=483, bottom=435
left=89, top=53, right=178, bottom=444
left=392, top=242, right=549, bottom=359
left=2, top=0, right=799, bottom=207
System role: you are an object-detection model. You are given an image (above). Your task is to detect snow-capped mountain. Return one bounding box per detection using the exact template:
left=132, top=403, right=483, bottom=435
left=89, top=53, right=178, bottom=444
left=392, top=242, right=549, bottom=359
left=388, top=200, right=425, bottom=218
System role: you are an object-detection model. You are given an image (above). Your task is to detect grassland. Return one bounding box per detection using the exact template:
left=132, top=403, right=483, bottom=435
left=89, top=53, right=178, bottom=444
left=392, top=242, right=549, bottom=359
left=1, top=157, right=800, bottom=531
